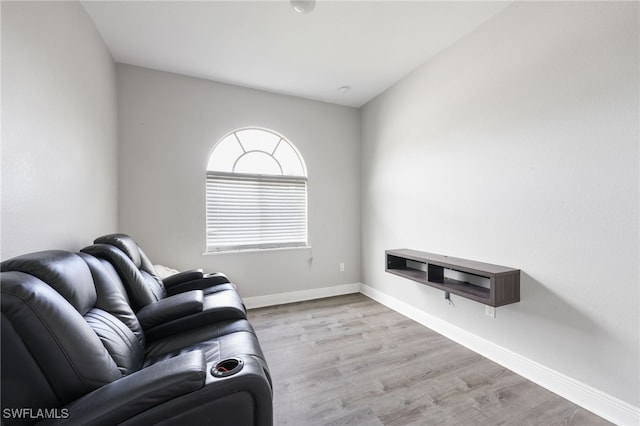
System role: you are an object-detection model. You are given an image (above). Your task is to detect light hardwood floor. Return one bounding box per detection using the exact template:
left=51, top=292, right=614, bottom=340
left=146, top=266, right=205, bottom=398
left=247, top=293, right=611, bottom=426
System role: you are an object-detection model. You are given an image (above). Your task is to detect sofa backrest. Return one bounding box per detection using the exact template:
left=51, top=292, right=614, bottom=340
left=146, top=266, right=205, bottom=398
left=82, top=243, right=166, bottom=310
left=1, top=270, right=122, bottom=411
left=94, top=233, right=166, bottom=294
left=0, top=251, right=147, bottom=414
left=78, top=252, right=146, bottom=356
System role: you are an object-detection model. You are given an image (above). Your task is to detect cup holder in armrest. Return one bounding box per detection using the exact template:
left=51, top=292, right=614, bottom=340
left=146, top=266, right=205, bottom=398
left=211, top=357, right=244, bottom=378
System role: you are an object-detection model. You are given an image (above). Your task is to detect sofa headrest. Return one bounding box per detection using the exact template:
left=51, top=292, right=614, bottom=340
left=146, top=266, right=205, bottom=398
left=1, top=250, right=97, bottom=315
left=94, top=233, right=141, bottom=267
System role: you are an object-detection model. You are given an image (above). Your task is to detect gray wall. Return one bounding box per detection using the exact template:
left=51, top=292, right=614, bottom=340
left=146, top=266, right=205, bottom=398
left=361, top=1, right=639, bottom=406
left=1, top=1, right=118, bottom=260
left=116, top=64, right=361, bottom=298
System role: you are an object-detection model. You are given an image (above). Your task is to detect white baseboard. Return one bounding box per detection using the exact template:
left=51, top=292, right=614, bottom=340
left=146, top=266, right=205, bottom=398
left=243, top=283, right=361, bottom=309
left=360, top=284, right=640, bottom=426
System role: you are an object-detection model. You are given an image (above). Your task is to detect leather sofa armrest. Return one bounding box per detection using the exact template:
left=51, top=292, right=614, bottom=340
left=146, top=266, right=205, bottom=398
left=42, top=351, right=206, bottom=426
left=162, top=268, right=204, bottom=288
left=104, top=356, right=273, bottom=426
left=136, top=290, right=204, bottom=330
left=165, top=272, right=232, bottom=296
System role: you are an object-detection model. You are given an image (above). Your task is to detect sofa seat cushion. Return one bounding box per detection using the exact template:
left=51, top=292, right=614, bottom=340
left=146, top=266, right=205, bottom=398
left=144, top=320, right=266, bottom=370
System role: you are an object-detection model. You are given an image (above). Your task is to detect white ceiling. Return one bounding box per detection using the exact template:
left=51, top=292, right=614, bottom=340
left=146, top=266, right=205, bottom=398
left=82, top=1, right=510, bottom=107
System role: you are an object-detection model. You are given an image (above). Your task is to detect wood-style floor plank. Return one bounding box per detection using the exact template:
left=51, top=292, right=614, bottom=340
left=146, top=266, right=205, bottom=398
left=248, top=293, right=611, bottom=426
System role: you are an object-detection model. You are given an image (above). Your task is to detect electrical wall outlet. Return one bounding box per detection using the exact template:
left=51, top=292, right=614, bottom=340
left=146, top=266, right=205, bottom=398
left=485, top=305, right=496, bottom=318
left=339, top=262, right=345, bottom=272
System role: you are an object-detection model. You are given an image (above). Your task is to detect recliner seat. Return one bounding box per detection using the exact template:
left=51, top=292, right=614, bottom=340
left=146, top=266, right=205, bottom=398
left=1, top=250, right=272, bottom=425
left=93, top=233, right=235, bottom=296
left=81, top=243, right=247, bottom=340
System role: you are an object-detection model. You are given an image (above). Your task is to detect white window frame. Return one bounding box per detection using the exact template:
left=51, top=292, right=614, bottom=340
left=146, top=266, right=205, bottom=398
left=205, top=128, right=308, bottom=253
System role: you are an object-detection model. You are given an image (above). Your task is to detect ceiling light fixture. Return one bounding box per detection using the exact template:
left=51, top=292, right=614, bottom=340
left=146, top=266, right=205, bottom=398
left=339, top=86, right=351, bottom=94
left=291, top=0, right=316, bottom=14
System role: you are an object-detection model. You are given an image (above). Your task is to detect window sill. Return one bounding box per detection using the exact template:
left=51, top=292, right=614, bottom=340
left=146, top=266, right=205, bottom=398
left=203, top=246, right=312, bottom=255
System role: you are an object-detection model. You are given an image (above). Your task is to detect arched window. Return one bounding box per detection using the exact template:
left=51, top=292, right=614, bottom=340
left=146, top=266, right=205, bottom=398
left=206, top=128, right=308, bottom=252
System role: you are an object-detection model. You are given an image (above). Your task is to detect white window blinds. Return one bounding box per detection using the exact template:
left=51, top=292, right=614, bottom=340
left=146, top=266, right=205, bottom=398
left=206, top=172, right=308, bottom=251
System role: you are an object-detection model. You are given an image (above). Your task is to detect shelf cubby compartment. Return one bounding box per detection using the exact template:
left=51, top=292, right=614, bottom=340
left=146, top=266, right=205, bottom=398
left=385, top=249, right=520, bottom=307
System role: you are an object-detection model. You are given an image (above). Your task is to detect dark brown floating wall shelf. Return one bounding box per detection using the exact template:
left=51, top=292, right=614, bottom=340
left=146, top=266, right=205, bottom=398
left=385, top=249, right=520, bottom=307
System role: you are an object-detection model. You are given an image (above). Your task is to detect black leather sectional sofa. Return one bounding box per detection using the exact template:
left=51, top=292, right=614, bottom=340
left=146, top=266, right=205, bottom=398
left=1, top=234, right=272, bottom=425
